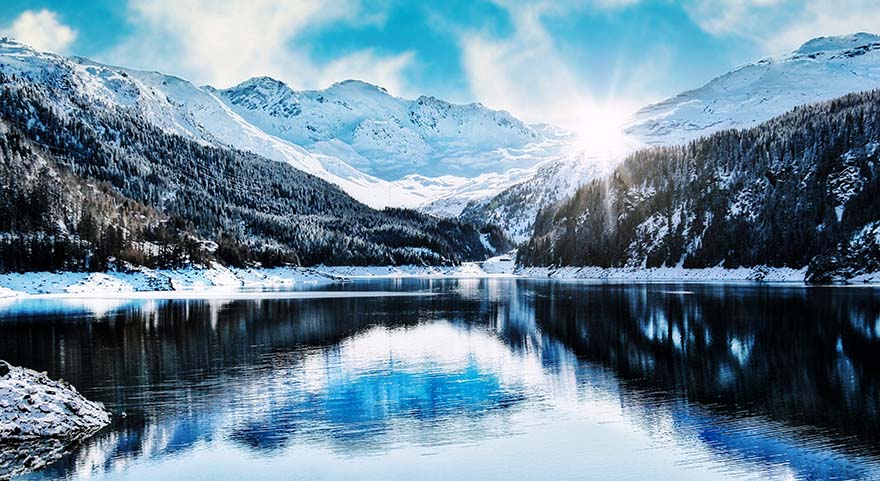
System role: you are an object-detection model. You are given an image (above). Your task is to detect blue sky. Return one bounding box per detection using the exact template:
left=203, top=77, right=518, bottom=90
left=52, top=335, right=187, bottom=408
left=2, top=1, right=879, bottom=129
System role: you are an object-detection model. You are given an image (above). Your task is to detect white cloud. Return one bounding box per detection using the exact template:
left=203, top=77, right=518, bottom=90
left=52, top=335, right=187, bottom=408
left=457, top=1, right=659, bottom=134
left=102, top=0, right=415, bottom=95
left=684, top=0, right=783, bottom=38
left=592, top=0, right=642, bottom=8
left=2, top=9, right=77, bottom=53
left=683, top=0, right=880, bottom=54
left=762, top=1, right=880, bottom=53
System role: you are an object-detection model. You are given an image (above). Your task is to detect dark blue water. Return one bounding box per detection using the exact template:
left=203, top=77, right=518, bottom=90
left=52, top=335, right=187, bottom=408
left=1, top=279, right=879, bottom=480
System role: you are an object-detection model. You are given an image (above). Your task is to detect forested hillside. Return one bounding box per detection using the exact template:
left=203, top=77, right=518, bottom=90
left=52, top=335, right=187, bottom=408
left=520, top=90, right=880, bottom=282
left=0, top=73, right=494, bottom=272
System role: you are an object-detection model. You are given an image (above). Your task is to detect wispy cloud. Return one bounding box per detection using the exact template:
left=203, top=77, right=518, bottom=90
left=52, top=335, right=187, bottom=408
left=762, top=1, right=880, bottom=53
left=1, top=9, right=77, bottom=53
left=101, top=0, right=416, bottom=94
left=456, top=1, right=661, bottom=133
left=683, top=0, right=880, bottom=54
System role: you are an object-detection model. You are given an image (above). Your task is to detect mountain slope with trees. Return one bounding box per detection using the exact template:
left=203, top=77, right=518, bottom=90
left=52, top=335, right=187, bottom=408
left=0, top=72, right=496, bottom=272
left=519, top=90, right=880, bottom=282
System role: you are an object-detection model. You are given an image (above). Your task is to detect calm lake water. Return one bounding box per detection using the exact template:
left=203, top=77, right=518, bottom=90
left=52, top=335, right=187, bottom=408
left=1, top=279, right=880, bottom=480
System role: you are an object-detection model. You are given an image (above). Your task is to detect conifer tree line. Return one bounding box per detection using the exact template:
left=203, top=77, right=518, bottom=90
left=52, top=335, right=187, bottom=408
left=520, top=90, right=880, bottom=282
left=0, top=72, right=496, bottom=272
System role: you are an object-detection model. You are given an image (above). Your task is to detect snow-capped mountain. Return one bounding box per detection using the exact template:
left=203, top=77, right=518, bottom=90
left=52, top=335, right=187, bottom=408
left=626, top=32, right=880, bottom=145
left=210, top=76, right=571, bottom=215
left=0, top=38, right=419, bottom=208
left=0, top=38, right=564, bottom=213
left=211, top=77, right=547, bottom=179
left=470, top=32, right=880, bottom=242
left=0, top=45, right=499, bottom=268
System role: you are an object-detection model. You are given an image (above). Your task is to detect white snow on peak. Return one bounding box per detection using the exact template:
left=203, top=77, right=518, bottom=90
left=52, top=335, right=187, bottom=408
left=625, top=32, right=880, bottom=146
left=0, top=40, right=445, bottom=208
left=472, top=32, right=880, bottom=241
left=213, top=75, right=547, bottom=181
left=793, top=32, right=880, bottom=56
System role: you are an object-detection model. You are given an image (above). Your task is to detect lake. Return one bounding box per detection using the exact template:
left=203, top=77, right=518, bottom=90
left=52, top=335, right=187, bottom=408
left=1, top=279, right=879, bottom=480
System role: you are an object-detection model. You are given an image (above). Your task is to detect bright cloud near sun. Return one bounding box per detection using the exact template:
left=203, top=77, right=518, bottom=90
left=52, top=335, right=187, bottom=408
left=1, top=9, right=77, bottom=53
left=458, top=1, right=649, bottom=148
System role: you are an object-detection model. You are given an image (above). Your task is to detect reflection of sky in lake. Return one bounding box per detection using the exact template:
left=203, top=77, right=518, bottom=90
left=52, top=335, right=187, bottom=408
left=5, top=280, right=880, bottom=480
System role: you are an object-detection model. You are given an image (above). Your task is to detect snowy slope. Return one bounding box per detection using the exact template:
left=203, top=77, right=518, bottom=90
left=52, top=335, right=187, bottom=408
left=210, top=76, right=572, bottom=216
left=211, top=77, right=549, bottom=179
left=626, top=33, right=880, bottom=145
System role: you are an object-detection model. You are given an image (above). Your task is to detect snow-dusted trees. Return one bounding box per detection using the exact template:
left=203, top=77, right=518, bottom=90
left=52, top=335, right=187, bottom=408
left=520, top=90, right=880, bottom=281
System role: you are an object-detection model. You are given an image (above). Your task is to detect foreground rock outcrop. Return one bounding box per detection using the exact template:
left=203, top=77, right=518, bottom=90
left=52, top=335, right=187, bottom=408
left=0, top=361, right=110, bottom=440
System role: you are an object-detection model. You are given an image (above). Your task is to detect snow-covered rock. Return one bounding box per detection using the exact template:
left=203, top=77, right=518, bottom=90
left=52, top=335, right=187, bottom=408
left=0, top=361, right=110, bottom=441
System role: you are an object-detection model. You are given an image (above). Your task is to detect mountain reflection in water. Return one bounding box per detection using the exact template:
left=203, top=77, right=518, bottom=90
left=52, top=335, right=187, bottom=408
left=1, top=279, right=878, bottom=481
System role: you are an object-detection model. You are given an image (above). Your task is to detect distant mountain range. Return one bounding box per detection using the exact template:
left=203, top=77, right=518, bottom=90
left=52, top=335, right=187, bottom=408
left=3, top=33, right=880, bottom=277
left=0, top=39, right=569, bottom=217
left=0, top=39, right=508, bottom=271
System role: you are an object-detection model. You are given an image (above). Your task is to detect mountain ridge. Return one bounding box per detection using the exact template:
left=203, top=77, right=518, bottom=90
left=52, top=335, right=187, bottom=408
left=0, top=61, right=500, bottom=271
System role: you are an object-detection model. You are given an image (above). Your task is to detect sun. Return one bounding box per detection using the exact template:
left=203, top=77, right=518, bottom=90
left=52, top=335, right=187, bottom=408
left=568, top=100, right=639, bottom=156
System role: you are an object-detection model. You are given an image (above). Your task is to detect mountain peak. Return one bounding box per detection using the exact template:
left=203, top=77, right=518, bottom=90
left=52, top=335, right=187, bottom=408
left=625, top=31, right=880, bottom=146
left=327, top=79, right=389, bottom=95
left=0, top=37, right=44, bottom=56
left=794, top=32, right=880, bottom=56
left=232, top=76, right=291, bottom=91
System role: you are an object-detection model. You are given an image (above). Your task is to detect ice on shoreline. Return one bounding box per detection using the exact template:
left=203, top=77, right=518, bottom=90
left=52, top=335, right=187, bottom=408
left=0, top=261, right=517, bottom=299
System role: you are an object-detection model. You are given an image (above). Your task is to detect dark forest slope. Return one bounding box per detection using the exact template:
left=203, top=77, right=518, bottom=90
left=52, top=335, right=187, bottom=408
left=520, top=90, right=880, bottom=282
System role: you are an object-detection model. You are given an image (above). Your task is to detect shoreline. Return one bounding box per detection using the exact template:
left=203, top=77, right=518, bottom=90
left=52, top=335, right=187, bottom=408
left=0, top=262, right=517, bottom=299
left=2, top=262, right=880, bottom=299
left=516, top=265, right=880, bottom=284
